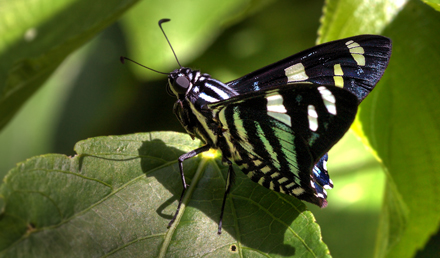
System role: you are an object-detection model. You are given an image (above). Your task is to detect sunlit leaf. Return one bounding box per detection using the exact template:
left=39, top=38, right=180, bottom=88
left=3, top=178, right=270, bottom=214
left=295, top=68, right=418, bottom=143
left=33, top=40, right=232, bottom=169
left=0, top=132, right=330, bottom=257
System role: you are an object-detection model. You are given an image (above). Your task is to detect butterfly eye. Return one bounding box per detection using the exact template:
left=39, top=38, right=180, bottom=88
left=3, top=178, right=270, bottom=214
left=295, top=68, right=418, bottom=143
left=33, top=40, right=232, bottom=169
left=176, top=76, right=190, bottom=89
left=170, top=76, right=190, bottom=95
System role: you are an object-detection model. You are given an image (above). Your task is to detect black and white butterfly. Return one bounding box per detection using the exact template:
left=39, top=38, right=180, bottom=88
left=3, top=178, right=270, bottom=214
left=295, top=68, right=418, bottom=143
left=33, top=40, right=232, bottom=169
left=122, top=19, right=391, bottom=234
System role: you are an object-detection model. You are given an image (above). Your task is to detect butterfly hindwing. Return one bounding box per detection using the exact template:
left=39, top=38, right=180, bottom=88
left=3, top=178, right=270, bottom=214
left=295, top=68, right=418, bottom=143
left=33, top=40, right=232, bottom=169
left=225, top=35, right=391, bottom=192
left=210, top=84, right=358, bottom=206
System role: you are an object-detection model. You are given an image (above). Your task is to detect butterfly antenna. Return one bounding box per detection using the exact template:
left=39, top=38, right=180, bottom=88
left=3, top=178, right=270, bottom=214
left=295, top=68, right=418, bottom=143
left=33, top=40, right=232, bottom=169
left=158, top=19, right=182, bottom=68
left=119, top=56, right=169, bottom=75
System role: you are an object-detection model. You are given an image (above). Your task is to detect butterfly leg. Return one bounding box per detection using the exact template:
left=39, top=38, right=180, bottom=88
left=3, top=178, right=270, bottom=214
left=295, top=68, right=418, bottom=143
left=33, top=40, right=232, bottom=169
left=218, top=158, right=235, bottom=234
left=168, top=144, right=211, bottom=228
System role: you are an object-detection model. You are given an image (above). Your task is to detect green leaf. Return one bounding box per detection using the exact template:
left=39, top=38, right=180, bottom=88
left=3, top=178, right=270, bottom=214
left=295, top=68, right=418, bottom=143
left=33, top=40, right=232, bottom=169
left=319, top=0, right=440, bottom=257
left=320, top=1, right=440, bottom=257
left=360, top=1, right=440, bottom=257
left=0, top=132, right=330, bottom=257
left=422, top=0, right=440, bottom=12
left=318, top=0, right=405, bottom=42
left=0, top=0, right=138, bottom=131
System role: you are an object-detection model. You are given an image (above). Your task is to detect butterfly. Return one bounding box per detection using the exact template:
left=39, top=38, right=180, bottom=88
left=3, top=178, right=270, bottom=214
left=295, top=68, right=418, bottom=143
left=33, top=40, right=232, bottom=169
left=121, top=19, right=392, bottom=234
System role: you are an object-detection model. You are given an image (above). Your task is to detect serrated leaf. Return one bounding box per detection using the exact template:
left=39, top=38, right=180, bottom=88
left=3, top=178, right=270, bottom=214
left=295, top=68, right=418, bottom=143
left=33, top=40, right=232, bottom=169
left=0, top=132, right=330, bottom=257
left=0, top=0, right=138, bottom=131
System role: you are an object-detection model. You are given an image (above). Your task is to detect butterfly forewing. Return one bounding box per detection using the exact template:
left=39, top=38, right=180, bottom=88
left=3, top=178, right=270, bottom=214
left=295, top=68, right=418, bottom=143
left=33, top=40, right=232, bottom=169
left=209, top=84, right=358, bottom=207
left=227, top=35, right=391, bottom=102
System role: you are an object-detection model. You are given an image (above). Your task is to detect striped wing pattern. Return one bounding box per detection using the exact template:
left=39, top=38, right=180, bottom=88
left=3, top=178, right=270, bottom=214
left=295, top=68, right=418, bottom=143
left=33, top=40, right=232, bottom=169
left=225, top=35, right=391, bottom=192
left=210, top=84, right=358, bottom=207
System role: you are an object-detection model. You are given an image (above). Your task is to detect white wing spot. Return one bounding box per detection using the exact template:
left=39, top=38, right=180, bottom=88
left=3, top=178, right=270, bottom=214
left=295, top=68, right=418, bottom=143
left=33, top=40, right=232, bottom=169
left=318, top=86, right=337, bottom=115
left=307, top=105, right=318, bottom=131
left=284, top=63, right=309, bottom=82
left=266, top=94, right=291, bottom=126
left=322, top=159, right=328, bottom=171
left=266, top=94, right=287, bottom=113
left=315, top=192, right=325, bottom=198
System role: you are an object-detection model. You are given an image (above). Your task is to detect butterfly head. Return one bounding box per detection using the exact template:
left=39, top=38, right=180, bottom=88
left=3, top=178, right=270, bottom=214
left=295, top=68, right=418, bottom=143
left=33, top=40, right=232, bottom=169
left=167, top=67, right=199, bottom=98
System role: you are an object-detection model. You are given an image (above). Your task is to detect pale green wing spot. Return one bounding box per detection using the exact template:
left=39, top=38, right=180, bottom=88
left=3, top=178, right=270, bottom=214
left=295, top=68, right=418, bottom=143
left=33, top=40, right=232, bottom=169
left=261, top=166, right=271, bottom=173
left=345, top=40, right=365, bottom=66
left=255, top=122, right=281, bottom=171
left=292, top=187, right=305, bottom=196
left=286, top=182, right=296, bottom=189
left=254, top=159, right=263, bottom=166
left=272, top=126, right=301, bottom=185
left=278, top=177, right=289, bottom=184
left=218, top=107, right=246, bottom=164
left=271, top=172, right=280, bottom=178
left=233, top=108, right=250, bottom=146
left=333, top=63, right=344, bottom=87
left=267, top=112, right=292, bottom=127
left=307, top=105, right=318, bottom=131
left=246, top=170, right=255, bottom=179
left=269, top=181, right=275, bottom=190
left=284, top=63, right=309, bottom=82
left=190, top=102, right=217, bottom=142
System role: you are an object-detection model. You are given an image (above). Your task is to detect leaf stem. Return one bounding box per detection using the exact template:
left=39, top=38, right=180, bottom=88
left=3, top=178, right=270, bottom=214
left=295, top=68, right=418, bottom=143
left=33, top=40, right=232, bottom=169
left=159, top=157, right=208, bottom=257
